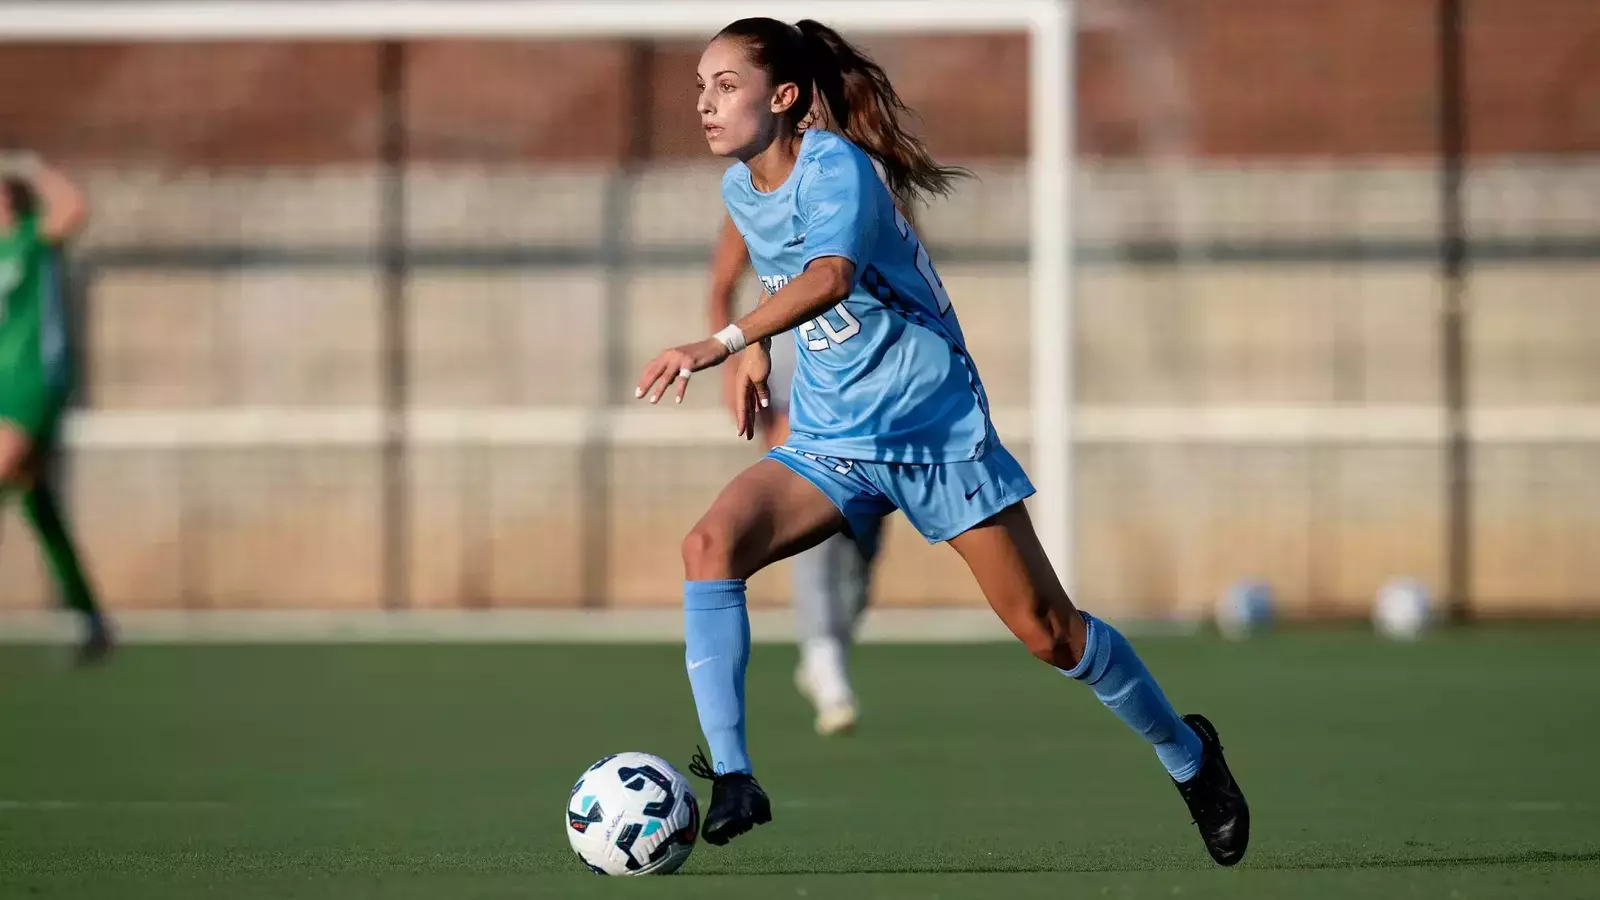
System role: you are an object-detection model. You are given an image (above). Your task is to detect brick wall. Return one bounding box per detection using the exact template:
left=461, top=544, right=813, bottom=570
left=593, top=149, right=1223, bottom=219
left=4, top=0, right=1597, bottom=164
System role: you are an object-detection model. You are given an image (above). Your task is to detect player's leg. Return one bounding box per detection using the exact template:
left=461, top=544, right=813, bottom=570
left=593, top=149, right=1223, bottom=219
left=0, top=389, right=111, bottom=663
left=888, top=446, right=1248, bottom=865
left=949, top=503, right=1248, bottom=865
left=681, top=457, right=844, bottom=766
left=947, top=503, right=1199, bottom=758
left=25, top=460, right=112, bottom=664
left=791, top=527, right=876, bottom=735
left=680, top=452, right=879, bottom=845
left=0, top=421, right=33, bottom=490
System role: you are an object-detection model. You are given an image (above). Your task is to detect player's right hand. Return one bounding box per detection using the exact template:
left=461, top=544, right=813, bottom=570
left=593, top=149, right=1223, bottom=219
left=635, top=337, right=729, bottom=405
left=731, top=346, right=772, bottom=440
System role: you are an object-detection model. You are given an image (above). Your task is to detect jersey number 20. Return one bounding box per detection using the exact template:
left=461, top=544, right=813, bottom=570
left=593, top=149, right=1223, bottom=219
left=796, top=209, right=951, bottom=352
left=799, top=304, right=861, bottom=350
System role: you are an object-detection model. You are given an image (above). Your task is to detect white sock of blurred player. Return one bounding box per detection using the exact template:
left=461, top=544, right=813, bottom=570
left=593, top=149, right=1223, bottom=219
left=792, top=530, right=874, bottom=734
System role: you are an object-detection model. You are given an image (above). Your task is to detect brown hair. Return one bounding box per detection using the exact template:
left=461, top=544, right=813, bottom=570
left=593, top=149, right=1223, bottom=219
left=716, top=17, right=969, bottom=208
left=2, top=176, right=36, bottom=220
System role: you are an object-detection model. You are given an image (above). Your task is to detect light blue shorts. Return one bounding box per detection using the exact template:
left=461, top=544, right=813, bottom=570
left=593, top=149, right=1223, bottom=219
left=768, top=441, right=1036, bottom=548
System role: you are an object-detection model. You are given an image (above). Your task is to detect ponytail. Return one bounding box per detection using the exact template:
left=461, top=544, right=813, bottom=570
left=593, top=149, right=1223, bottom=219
left=715, top=17, right=969, bottom=209
left=793, top=20, right=968, bottom=208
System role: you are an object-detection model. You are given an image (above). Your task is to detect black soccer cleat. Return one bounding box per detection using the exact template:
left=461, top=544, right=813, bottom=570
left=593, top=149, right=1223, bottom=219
left=76, top=616, right=115, bottom=667
left=688, top=748, right=772, bottom=846
left=1174, top=713, right=1250, bottom=866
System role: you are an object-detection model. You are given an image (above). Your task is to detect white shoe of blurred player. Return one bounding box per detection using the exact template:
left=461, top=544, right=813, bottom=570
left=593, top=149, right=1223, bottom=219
left=795, top=638, right=858, bottom=736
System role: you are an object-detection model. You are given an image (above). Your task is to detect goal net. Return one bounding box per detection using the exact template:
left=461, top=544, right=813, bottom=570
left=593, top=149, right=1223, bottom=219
left=0, top=1, right=1074, bottom=615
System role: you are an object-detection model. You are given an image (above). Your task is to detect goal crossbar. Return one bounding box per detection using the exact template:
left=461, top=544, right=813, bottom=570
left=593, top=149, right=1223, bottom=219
left=0, top=1, right=1058, bottom=40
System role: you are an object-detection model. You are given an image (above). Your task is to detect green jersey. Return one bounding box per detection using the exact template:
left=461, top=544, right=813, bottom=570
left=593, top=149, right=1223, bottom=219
left=0, top=213, right=73, bottom=439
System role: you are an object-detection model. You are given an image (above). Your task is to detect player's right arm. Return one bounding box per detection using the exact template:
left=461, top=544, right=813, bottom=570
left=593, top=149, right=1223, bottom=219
left=5, top=155, right=89, bottom=243
left=636, top=147, right=876, bottom=410
left=35, top=161, right=88, bottom=243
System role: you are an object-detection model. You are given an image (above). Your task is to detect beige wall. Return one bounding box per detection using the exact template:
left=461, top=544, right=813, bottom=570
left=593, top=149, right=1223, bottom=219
left=0, top=163, right=1593, bottom=616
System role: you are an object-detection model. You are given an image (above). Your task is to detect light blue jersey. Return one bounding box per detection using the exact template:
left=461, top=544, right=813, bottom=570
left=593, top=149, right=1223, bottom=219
left=692, top=136, right=1203, bottom=800
left=721, top=128, right=992, bottom=465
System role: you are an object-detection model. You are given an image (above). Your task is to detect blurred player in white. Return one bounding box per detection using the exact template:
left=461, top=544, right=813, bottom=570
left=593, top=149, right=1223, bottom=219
left=707, top=214, right=876, bottom=737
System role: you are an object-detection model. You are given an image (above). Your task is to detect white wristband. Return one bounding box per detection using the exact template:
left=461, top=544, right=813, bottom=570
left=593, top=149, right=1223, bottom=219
left=712, top=324, right=747, bottom=355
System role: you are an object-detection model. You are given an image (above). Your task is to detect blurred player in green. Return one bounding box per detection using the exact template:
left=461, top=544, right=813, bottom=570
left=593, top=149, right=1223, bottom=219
left=0, top=153, right=111, bottom=663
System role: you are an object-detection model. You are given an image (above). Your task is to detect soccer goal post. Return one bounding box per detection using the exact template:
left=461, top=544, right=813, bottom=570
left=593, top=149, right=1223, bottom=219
left=0, top=0, right=1075, bottom=610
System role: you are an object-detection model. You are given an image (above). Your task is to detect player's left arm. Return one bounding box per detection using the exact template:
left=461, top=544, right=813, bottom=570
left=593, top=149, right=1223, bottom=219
left=706, top=216, right=749, bottom=333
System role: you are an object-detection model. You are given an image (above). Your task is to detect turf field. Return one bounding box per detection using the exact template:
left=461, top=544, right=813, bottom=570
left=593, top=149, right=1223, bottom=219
left=2, top=625, right=1597, bottom=899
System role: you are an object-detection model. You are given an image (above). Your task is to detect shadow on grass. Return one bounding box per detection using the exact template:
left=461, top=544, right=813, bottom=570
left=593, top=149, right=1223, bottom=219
left=685, top=847, right=1600, bottom=877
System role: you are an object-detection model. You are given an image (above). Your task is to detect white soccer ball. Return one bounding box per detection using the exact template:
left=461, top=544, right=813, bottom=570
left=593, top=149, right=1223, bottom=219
left=566, top=752, right=699, bottom=876
left=1215, top=579, right=1275, bottom=640
left=1373, top=577, right=1433, bottom=641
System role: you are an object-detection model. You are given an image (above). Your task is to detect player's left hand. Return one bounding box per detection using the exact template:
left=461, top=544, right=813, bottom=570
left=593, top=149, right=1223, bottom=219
left=635, top=337, right=730, bottom=405
left=730, top=345, right=772, bottom=440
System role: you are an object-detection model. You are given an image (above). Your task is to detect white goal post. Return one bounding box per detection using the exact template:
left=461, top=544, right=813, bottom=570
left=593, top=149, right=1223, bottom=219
left=0, top=0, right=1080, bottom=591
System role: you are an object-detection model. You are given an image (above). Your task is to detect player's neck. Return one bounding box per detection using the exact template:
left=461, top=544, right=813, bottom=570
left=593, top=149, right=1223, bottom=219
left=745, top=132, right=803, bottom=193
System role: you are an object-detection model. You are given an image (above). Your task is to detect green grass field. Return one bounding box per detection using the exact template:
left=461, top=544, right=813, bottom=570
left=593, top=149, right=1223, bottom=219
left=2, top=626, right=1598, bottom=898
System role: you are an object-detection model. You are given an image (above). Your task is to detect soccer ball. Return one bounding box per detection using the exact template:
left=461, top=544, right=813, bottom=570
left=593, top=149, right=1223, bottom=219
left=1373, top=576, right=1432, bottom=641
left=566, top=752, right=699, bottom=876
left=1215, top=579, right=1275, bottom=640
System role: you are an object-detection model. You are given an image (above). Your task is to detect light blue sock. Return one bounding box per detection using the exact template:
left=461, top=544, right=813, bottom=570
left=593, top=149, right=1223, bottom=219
left=684, top=579, right=753, bottom=775
left=1061, top=612, right=1204, bottom=782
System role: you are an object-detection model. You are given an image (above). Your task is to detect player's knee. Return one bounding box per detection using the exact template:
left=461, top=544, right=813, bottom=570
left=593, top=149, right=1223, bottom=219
left=1014, top=608, right=1083, bottom=670
left=681, top=522, right=737, bottom=581
left=1020, top=628, right=1073, bottom=669
left=0, top=433, right=33, bottom=485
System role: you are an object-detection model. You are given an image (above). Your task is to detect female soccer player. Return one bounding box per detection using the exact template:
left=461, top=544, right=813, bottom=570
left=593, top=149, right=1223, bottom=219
left=0, top=155, right=112, bottom=663
left=637, top=19, right=1249, bottom=864
left=709, top=211, right=878, bottom=738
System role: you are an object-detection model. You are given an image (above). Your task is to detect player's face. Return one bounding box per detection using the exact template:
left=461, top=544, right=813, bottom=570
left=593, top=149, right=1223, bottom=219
left=696, top=37, right=798, bottom=159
